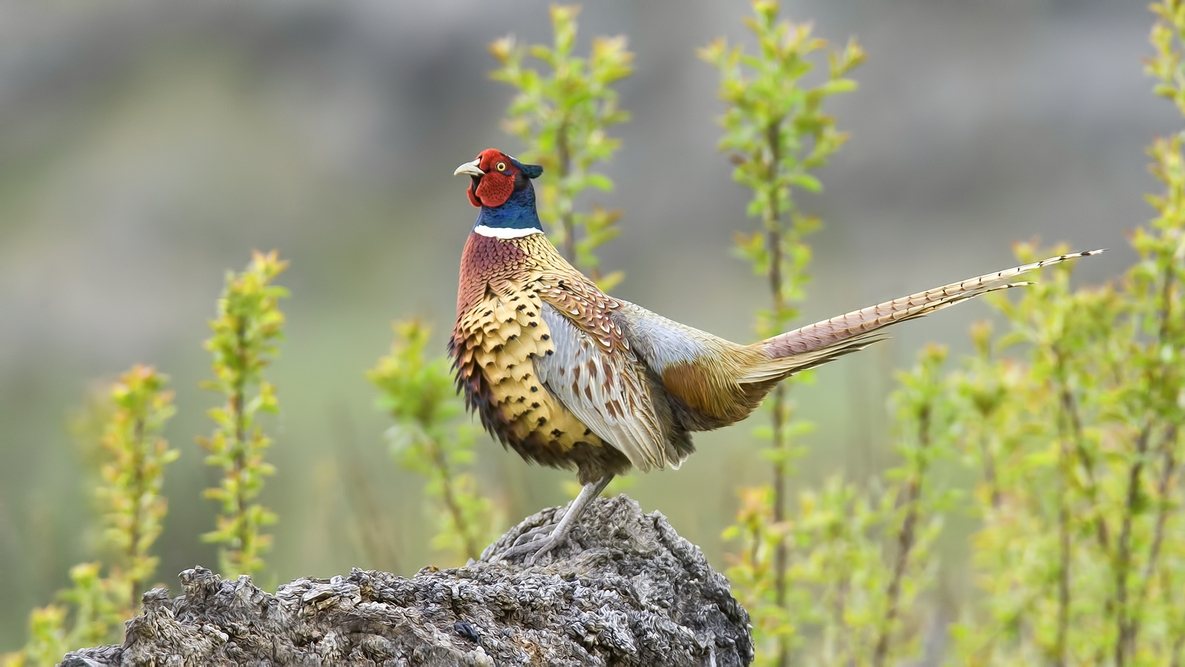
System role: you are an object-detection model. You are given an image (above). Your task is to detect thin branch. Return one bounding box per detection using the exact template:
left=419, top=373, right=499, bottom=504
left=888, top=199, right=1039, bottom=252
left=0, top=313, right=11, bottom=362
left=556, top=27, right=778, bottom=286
left=556, top=116, right=577, bottom=265
left=1129, top=426, right=1179, bottom=656
left=1055, top=427, right=1071, bottom=667
left=763, top=118, right=790, bottom=667
left=872, top=403, right=931, bottom=667
left=977, top=429, right=1001, bottom=510
left=1142, top=433, right=1178, bottom=586
left=1113, top=247, right=1180, bottom=658
left=1119, top=256, right=1180, bottom=661
left=126, top=417, right=146, bottom=611
left=1053, top=353, right=1109, bottom=551
left=430, top=440, right=479, bottom=562
left=233, top=317, right=249, bottom=569
left=1113, top=423, right=1153, bottom=667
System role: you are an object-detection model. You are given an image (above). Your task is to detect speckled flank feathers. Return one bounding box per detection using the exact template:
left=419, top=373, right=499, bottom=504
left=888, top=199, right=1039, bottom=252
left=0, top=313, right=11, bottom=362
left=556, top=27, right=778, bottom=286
left=450, top=232, right=634, bottom=484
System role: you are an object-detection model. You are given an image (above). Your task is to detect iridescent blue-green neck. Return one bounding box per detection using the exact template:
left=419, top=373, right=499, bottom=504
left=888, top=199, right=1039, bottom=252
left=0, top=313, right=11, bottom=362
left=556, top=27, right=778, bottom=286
left=475, top=182, right=543, bottom=232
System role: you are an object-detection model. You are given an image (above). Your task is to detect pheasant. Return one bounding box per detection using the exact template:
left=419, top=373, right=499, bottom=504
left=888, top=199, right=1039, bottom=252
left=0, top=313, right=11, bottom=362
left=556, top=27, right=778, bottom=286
left=450, top=148, right=1099, bottom=563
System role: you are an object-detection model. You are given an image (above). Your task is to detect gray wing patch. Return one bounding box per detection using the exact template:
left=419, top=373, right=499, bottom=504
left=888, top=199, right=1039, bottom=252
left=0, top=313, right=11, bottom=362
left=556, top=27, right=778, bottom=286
left=535, top=303, right=672, bottom=472
left=612, top=301, right=735, bottom=373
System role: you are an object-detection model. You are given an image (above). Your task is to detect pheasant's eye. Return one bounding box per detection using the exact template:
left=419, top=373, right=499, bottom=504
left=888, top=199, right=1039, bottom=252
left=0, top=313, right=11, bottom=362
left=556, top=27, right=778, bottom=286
left=495, top=162, right=507, bottom=172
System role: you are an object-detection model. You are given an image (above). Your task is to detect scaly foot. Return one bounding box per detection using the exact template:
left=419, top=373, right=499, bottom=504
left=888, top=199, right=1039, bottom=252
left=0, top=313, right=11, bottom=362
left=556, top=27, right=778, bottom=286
left=490, top=474, right=614, bottom=565
left=494, top=525, right=570, bottom=564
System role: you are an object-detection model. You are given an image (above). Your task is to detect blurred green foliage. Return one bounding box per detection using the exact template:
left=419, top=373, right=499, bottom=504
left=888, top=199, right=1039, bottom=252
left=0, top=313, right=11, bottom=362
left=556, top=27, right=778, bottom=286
left=490, top=3, right=633, bottom=291
left=3, top=253, right=286, bottom=662
left=729, top=348, right=952, bottom=663
left=197, top=250, right=287, bottom=578
left=947, top=165, right=1182, bottom=665
left=701, top=0, right=864, bottom=334
left=710, top=1, right=1185, bottom=665
left=722, top=1, right=1185, bottom=664
left=942, top=4, right=1185, bottom=663
left=3, top=366, right=176, bottom=667
left=368, top=320, right=499, bottom=565
left=703, top=2, right=864, bottom=663
left=97, top=366, right=179, bottom=615
left=723, top=346, right=953, bottom=666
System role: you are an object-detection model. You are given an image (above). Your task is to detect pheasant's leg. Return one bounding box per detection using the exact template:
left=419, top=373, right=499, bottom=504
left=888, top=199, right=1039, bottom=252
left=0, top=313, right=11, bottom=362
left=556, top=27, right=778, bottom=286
left=495, top=475, right=614, bottom=564
left=526, top=474, right=613, bottom=564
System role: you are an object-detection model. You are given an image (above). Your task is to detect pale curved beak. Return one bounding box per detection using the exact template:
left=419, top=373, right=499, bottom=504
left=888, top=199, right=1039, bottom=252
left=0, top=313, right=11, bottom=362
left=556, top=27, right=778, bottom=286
left=453, top=159, right=484, bottom=178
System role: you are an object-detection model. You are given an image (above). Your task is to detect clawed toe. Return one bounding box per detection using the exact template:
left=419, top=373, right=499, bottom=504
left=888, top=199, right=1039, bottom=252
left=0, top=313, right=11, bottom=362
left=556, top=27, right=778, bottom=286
left=494, top=534, right=554, bottom=562
left=511, top=524, right=556, bottom=547
left=492, top=532, right=568, bottom=565
left=491, top=521, right=569, bottom=564
left=482, top=522, right=556, bottom=563
left=524, top=534, right=566, bottom=565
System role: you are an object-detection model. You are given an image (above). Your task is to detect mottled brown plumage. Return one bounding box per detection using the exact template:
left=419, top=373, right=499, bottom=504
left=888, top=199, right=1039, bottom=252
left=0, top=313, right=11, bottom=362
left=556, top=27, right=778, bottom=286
left=450, top=232, right=635, bottom=484
left=450, top=148, right=1101, bottom=562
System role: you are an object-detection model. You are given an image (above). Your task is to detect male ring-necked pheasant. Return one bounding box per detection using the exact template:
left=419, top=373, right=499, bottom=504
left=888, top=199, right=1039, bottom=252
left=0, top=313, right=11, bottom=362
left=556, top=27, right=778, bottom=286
left=450, top=148, right=1099, bottom=563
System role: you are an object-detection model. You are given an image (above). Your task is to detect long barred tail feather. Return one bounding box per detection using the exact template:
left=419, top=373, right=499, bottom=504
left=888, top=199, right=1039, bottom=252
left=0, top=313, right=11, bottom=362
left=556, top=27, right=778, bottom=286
left=739, top=249, right=1104, bottom=383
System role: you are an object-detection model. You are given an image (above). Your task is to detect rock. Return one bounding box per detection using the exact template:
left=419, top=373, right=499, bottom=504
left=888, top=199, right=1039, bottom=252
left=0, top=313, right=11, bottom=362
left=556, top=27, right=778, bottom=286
left=61, top=495, right=753, bottom=666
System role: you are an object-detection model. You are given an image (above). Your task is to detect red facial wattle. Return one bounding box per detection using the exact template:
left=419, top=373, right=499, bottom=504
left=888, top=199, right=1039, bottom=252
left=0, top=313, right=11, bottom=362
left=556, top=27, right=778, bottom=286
left=474, top=170, right=514, bottom=207
left=465, top=149, right=518, bottom=208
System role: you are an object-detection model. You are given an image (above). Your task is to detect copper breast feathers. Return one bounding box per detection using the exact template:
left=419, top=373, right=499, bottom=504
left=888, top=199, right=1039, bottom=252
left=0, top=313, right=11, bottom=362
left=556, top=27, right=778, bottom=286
left=449, top=232, right=684, bottom=481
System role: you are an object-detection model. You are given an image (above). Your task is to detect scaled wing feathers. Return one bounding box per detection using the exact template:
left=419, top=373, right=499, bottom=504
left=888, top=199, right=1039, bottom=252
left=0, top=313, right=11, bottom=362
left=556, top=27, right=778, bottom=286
left=534, top=303, right=671, bottom=472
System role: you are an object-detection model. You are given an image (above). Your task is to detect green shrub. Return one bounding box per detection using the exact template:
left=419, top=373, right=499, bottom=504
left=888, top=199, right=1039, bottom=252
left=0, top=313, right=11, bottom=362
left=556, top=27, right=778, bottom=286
left=713, top=2, right=1185, bottom=664
left=942, top=5, right=1185, bottom=663
left=3, top=366, right=177, bottom=667
left=490, top=4, right=633, bottom=290
left=197, top=250, right=288, bottom=578
left=369, top=319, right=499, bottom=565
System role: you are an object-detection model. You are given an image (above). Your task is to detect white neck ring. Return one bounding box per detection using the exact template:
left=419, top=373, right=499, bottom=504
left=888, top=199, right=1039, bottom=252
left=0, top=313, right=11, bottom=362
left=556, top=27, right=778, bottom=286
left=473, top=225, right=543, bottom=239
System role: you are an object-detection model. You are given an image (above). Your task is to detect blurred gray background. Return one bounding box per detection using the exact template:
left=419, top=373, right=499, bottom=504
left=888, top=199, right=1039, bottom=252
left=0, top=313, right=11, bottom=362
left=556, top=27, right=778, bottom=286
left=0, top=0, right=1163, bottom=648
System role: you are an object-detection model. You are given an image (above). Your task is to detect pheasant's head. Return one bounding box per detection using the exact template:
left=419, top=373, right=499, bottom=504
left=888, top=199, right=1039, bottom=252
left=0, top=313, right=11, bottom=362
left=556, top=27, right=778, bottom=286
left=454, top=149, right=545, bottom=236
left=454, top=149, right=543, bottom=208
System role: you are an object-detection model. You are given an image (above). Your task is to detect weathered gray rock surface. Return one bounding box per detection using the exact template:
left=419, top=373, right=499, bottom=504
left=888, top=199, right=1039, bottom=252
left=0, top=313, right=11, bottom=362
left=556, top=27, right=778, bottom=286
left=62, top=495, right=752, bottom=666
